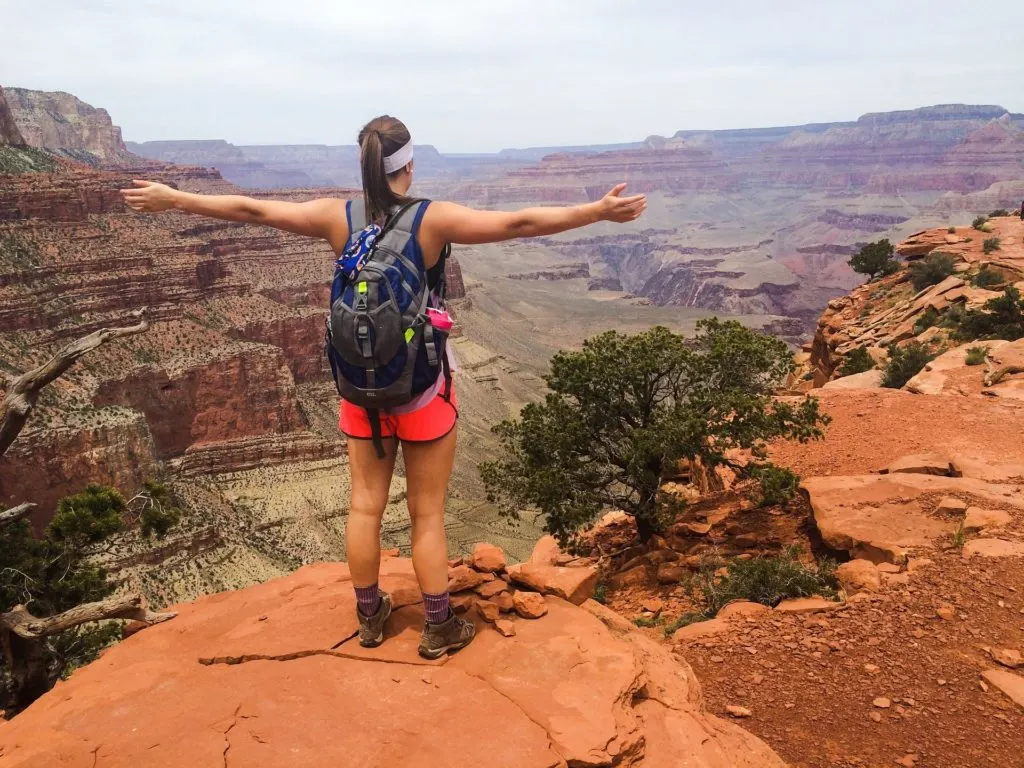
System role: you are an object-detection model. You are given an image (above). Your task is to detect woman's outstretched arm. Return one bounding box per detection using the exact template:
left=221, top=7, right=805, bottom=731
left=119, top=180, right=345, bottom=241
left=425, top=183, right=646, bottom=245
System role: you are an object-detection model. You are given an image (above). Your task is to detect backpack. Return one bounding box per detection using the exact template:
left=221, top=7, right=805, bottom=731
left=325, top=198, right=452, bottom=457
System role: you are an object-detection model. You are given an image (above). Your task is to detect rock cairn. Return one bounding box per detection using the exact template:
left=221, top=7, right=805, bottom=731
left=446, top=538, right=598, bottom=637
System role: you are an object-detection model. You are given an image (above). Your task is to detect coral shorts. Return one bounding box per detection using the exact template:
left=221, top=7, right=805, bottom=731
left=339, top=382, right=458, bottom=443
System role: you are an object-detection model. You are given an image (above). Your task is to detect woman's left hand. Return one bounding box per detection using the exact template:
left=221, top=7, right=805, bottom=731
left=120, top=180, right=180, bottom=212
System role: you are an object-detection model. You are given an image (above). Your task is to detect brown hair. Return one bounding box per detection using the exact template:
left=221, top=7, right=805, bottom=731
left=358, top=115, right=411, bottom=226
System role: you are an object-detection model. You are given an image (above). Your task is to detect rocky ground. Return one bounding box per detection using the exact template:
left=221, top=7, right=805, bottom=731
left=681, top=552, right=1024, bottom=768
left=0, top=551, right=785, bottom=768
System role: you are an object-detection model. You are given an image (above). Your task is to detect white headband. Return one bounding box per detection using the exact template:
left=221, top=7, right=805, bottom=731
left=382, top=140, right=414, bottom=173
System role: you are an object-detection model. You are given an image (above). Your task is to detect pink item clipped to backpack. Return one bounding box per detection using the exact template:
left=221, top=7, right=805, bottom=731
left=426, top=308, right=454, bottom=332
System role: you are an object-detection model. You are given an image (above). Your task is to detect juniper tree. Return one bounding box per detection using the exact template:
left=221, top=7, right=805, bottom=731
left=481, top=320, right=828, bottom=547
left=848, top=239, right=900, bottom=280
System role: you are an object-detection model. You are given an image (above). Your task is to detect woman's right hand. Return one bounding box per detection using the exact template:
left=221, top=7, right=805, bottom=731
left=120, top=180, right=180, bottom=213
left=595, top=183, right=647, bottom=223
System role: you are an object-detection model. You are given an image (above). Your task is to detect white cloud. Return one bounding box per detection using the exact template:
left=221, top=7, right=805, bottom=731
left=3, top=0, right=1023, bottom=151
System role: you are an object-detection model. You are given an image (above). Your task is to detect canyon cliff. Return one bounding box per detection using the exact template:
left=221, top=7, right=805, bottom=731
left=4, top=88, right=139, bottom=166
left=0, top=87, right=25, bottom=146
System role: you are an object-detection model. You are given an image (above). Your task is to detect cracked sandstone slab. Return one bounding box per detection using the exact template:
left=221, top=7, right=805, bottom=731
left=802, top=473, right=1024, bottom=563
left=0, top=560, right=784, bottom=767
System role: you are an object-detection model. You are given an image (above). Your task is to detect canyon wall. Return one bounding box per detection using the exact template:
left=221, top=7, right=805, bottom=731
left=0, top=409, right=159, bottom=531
left=0, top=86, right=25, bottom=145
left=4, top=88, right=138, bottom=164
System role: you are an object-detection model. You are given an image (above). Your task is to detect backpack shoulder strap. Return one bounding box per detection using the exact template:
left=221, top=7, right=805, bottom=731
left=348, top=199, right=368, bottom=233
left=378, top=199, right=429, bottom=269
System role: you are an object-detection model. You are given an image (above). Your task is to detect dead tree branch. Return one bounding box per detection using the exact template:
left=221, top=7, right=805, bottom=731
left=0, top=309, right=149, bottom=458
left=984, top=365, right=1024, bottom=388
left=0, top=502, right=36, bottom=529
left=1, top=594, right=176, bottom=640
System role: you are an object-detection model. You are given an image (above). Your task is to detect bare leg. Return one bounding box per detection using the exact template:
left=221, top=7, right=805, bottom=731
left=403, top=427, right=458, bottom=594
left=345, top=436, right=398, bottom=588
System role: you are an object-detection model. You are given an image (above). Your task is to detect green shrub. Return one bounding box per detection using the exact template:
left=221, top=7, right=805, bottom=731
left=909, top=252, right=956, bottom=291
left=965, top=346, right=989, bottom=366
left=2, top=485, right=129, bottom=709
left=132, top=480, right=183, bottom=538
left=939, top=303, right=966, bottom=330
left=140, top=504, right=181, bottom=538
left=633, top=615, right=663, bottom=628
left=746, top=464, right=800, bottom=507
left=699, top=546, right=838, bottom=615
left=951, top=520, right=968, bottom=550
left=837, top=346, right=875, bottom=377
left=972, top=215, right=989, bottom=231
left=882, top=342, right=934, bottom=388
left=47, top=485, right=126, bottom=546
left=848, top=239, right=900, bottom=280
left=954, top=287, right=1024, bottom=341
left=973, top=267, right=1004, bottom=288
left=947, top=225, right=957, bottom=234
left=913, top=307, right=939, bottom=335
left=989, top=209, right=1009, bottom=218
left=982, top=237, right=1001, bottom=254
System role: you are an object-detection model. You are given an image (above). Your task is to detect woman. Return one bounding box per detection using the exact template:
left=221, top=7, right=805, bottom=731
left=121, top=115, right=646, bottom=658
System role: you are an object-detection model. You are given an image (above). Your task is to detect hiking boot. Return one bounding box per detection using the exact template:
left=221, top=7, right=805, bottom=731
left=357, top=591, right=393, bottom=648
left=418, top=612, right=476, bottom=659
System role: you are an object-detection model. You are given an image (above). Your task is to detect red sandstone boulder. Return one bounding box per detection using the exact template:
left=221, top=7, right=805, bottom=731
left=610, top=564, right=651, bottom=589
left=801, top=473, right=1023, bottom=563
left=775, top=597, right=842, bottom=614
left=512, top=590, right=549, bottom=619
left=475, top=580, right=509, bottom=599
left=470, top=542, right=506, bottom=573
left=447, top=564, right=487, bottom=593
left=963, top=507, right=1012, bottom=531
left=490, top=592, right=515, bottom=613
left=981, top=669, right=1024, bottom=709
left=494, top=619, right=516, bottom=638
left=656, top=564, right=688, bottom=584
left=528, top=534, right=562, bottom=565
left=451, top=592, right=476, bottom=613
left=963, top=538, right=1024, bottom=558
left=507, top=563, right=599, bottom=605
left=477, top=600, right=501, bottom=623
left=883, top=454, right=956, bottom=476
left=835, top=559, right=881, bottom=594
left=672, top=618, right=730, bottom=641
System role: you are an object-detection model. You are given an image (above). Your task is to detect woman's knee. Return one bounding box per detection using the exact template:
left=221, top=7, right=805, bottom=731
left=406, top=492, right=445, bottom=524
left=349, top=491, right=386, bottom=523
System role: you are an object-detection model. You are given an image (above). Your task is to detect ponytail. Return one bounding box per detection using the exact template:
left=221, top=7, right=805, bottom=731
left=358, top=116, right=411, bottom=226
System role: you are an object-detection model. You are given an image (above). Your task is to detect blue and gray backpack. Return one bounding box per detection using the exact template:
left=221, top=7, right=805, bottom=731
left=325, top=198, right=452, bottom=456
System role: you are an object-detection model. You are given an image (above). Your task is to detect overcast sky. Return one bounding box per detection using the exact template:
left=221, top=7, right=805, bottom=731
left=3, top=0, right=1023, bottom=153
